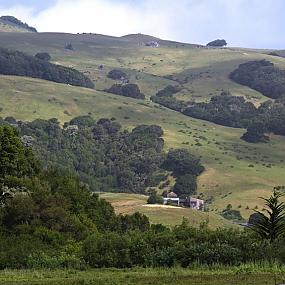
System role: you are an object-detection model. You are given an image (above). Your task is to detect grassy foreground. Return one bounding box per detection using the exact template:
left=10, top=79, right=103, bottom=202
left=1, top=266, right=285, bottom=285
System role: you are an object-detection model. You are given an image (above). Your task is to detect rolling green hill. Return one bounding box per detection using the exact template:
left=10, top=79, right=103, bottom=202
left=0, top=31, right=285, bottom=226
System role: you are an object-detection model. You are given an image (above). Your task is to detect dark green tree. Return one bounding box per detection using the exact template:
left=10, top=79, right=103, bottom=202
left=147, top=189, right=163, bottom=204
left=35, top=52, right=51, bottom=61
left=173, top=174, right=197, bottom=197
left=0, top=126, right=39, bottom=178
left=163, top=149, right=204, bottom=177
left=206, top=39, right=227, bottom=47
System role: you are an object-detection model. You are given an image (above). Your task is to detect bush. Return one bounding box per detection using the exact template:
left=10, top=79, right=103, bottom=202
left=107, top=69, right=127, bottom=80
left=105, top=84, right=145, bottom=99
left=35, top=52, right=51, bottom=61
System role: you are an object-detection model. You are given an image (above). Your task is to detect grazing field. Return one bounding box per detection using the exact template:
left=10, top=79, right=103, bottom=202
left=1, top=74, right=285, bottom=221
left=99, top=193, right=235, bottom=228
left=0, top=267, right=284, bottom=285
left=0, top=32, right=285, bottom=222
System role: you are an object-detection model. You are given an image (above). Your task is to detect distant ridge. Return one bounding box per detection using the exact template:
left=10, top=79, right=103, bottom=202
left=0, top=16, right=37, bottom=33
left=121, top=33, right=201, bottom=48
left=121, top=33, right=160, bottom=42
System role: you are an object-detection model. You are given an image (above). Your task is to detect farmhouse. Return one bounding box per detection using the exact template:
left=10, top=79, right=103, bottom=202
left=145, top=41, right=160, bottom=48
left=163, top=192, right=205, bottom=211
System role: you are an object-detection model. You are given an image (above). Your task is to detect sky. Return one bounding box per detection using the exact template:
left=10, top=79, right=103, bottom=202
left=0, top=0, right=284, bottom=49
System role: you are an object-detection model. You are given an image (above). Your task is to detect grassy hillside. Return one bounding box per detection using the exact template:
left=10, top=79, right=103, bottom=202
left=0, top=32, right=285, bottom=223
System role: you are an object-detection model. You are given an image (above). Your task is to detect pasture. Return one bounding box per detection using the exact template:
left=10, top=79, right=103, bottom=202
left=0, top=32, right=285, bottom=221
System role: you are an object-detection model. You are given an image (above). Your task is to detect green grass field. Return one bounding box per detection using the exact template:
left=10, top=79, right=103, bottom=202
left=0, top=267, right=284, bottom=285
left=0, top=32, right=285, bottom=224
left=99, top=193, right=236, bottom=229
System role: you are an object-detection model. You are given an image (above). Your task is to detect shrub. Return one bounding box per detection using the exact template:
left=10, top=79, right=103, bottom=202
left=35, top=52, right=51, bottom=61
left=107, top=69, right=128, bottom=80
left=105, top=84, right=145, bottom=99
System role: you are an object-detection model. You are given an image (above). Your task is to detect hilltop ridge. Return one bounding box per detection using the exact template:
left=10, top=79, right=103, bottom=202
left=0, top=15, right=37, bottom=33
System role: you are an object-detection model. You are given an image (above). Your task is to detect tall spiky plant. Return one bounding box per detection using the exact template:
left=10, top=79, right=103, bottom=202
left=251, top=190, right=285, bottom=243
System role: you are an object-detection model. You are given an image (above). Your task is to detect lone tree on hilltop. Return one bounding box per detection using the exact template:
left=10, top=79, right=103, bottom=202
left=207, top=39, right=227, bottom=47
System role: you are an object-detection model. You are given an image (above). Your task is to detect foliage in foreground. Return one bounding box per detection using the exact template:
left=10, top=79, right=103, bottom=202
left=0, top=124, right=285, bottom=270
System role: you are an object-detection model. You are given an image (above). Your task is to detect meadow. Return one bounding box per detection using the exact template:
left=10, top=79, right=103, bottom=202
left=0, top=32, right=285, bottom=224
left=99, top=193, right=235, bottom=228
left=0, top=266, right=285, bottom=285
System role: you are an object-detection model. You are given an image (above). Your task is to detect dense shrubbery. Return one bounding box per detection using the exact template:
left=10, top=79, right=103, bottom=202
left=0, top=116, right=205, bottom=197
left=0, top=48, right=94, bottom=88
left=230, top=60, right=285, bottom=99
left=183, top=92, right=257, bottom=128
left=151, top=85, right=188, bottom=111
left=242, top=100, right=285, bottom=142
left=156, top=85, right=182, bottom=97
left=12, top=117, right=164, bottom=193
left=105, top=83, right=145, bottom=99
left=152, top=95, right=187, bottom=111
left=0, top=16, right=37, bottom=32
left=152, top=85, right=285, bottom=143
left=0, top=124, right=285, bottom=269
left=152, top=88, right=259, bottom=129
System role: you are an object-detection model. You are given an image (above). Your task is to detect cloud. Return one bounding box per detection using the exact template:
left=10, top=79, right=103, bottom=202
left=0, top=4, right=35, bottom=21
left=1, top=0, right=285, bottom=48
left=30, top=0, right=172, bottom=38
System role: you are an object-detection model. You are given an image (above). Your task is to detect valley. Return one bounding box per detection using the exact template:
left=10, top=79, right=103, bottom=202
left=0, top=31, right=285, bottom=225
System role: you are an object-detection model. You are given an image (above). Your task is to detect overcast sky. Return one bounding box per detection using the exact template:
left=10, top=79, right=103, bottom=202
left=0, top=0, right=284, bottom=49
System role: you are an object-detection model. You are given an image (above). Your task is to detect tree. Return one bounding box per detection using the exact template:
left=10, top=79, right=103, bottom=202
left=241, top=120, right=269, bottom=143
left=206, top=39, right=227, bottom=47
left=107, top=69, right=127, bottom=80
left=0, top=126, right=39, bottom=178
left=105, top=84, right=145, bottom=99
left=35, top=52, right=51, bottom=61
left=163, top=149, right=204, bottom=177
left=147, top=189, right=163, bottom=204
left=173, top=174, right=197, bottom=197
left=250, top=190, right=285, bottom=242
left=64, top=43, right=74, bottom=50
